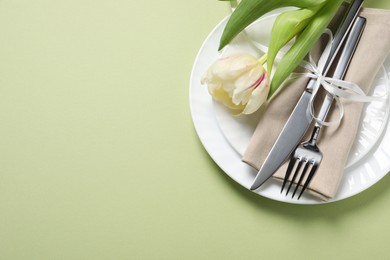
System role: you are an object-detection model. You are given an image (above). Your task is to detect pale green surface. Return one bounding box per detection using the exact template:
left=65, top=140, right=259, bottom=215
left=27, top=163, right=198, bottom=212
left=0, top=0, right=389, bottom=259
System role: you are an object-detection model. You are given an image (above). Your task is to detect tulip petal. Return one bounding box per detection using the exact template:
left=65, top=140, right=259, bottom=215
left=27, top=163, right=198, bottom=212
left=213, top=86, right=245, bottom=111
left=232, top=66, right=264, bottom=105
left=234, top=65, right=264, bottom=89
left=212, top=53, right=259, bottom=80
left=242, top=79, right=270, bottom=114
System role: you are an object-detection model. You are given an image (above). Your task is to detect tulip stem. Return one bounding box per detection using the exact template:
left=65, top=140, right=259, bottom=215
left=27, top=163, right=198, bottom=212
left=258, top=53, right=267, bottom=65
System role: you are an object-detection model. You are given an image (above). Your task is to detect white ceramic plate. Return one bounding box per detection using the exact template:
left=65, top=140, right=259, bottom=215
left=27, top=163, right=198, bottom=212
left=190, top=13, right=390, bottom=204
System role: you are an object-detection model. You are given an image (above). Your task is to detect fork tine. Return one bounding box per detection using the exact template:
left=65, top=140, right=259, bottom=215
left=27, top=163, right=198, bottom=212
left=281, top=156, right=297, bottom=193
left=292, top=162, right=310, bottom=198
left=298, top=164, right=318, bottom=199
left=286, top=158, right=303, bottom=196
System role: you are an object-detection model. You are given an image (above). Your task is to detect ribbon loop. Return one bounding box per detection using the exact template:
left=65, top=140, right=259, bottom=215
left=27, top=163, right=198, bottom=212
left=286, top=29, right=388, bottom=127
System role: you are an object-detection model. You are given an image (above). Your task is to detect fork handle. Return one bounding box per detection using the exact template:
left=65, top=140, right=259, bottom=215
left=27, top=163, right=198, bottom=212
left=313, top=16, right=366, bottom=130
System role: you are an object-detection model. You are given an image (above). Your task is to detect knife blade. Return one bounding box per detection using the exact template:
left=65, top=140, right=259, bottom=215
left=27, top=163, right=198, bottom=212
left=250, top=0, right=364, bottom=191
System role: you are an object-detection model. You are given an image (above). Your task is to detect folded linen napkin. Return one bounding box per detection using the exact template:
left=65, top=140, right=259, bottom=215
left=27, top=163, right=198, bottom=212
left=242, top=8, right=390, bottom=200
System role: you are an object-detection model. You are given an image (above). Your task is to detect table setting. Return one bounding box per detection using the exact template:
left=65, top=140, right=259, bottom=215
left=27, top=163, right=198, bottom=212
left=190, top=0, right=390, bottom=204
left=3, top=0, right=390, bottom=258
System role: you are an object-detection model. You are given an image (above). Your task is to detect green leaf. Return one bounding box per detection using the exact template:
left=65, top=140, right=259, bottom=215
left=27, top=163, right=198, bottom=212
left=266, top=6, right=322, bottom=73
left=218, top=0, right=327, bottom=50
left=268, top=0, right=344, bottom=98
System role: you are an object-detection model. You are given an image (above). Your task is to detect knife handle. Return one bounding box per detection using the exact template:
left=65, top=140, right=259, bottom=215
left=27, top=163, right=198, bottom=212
left=323, top=0, right=364, bottom=71
left=314, top=16, right=366, bottom=128
left=306, top=0, right=364, bottom=93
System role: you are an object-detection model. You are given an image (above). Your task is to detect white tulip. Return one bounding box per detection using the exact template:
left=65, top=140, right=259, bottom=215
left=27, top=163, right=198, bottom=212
left=201, top=53, right=269, bottom=115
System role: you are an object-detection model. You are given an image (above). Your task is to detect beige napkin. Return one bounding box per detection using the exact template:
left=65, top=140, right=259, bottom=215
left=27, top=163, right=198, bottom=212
left=242, top=8, right=390, bottom=200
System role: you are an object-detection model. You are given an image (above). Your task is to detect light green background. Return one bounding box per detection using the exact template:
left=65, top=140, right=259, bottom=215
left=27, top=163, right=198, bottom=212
left=0, top=0, right=389, bottom=259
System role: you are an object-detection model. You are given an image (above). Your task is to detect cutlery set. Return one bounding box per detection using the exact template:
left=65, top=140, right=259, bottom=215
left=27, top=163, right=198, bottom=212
left=250, top=0, right=366, bottom=199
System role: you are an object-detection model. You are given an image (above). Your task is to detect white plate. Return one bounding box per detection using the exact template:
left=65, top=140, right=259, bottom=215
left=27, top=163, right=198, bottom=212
left=190, top=14, right=390, bottom=204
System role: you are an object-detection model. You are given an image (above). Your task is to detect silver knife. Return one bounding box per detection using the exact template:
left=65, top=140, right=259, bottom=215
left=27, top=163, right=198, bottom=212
left=250, top=0, right=364, bottom=191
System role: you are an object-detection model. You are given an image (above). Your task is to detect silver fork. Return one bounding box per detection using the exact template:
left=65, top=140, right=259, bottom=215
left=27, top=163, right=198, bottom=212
left=281, top=16, right=366, bottom=199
